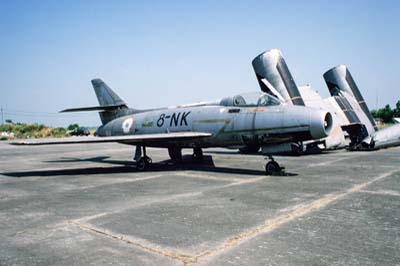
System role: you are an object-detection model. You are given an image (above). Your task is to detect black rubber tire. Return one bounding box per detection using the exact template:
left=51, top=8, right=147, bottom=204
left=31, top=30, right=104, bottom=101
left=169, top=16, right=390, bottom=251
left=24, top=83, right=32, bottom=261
left=265, top=161, right=280, bottom=175
left=137, top=158, right=147, bottom=171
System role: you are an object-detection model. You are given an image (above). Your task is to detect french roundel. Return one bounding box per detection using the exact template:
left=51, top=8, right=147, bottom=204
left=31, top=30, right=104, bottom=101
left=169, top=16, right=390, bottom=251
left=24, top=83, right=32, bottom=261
left=122, top=118, right=134, bottom=134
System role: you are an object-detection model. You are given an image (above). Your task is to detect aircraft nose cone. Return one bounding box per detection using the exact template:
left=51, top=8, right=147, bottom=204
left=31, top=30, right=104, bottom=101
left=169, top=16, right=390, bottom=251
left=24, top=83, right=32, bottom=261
left=309, top=110, right=333, bottom=139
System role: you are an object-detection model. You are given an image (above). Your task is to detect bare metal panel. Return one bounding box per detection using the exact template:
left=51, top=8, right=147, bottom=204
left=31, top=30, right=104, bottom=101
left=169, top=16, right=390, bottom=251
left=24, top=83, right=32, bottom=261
left=333, top=96, right=360, bottom=124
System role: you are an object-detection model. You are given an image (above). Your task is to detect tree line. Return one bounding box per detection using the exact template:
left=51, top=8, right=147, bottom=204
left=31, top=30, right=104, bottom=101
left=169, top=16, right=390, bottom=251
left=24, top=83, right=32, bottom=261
left=371, top=100, right=400, bottom=123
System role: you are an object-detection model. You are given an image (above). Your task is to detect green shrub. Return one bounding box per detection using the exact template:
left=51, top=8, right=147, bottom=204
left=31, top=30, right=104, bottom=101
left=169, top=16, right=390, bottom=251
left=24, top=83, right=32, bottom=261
left=52, top=127, right=67, bottom=137
left=67, top=124, right=80, bottom=131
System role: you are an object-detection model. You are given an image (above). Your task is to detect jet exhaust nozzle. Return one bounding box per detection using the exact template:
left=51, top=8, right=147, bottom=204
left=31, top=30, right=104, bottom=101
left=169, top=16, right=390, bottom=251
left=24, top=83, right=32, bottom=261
left=309, top=110, right=333, bottom=139
left=281, top=106, right=333, bottom=141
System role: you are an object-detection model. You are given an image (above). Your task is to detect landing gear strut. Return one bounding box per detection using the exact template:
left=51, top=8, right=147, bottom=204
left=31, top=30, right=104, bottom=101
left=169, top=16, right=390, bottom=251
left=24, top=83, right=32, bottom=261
left=134, top=145, right=152, bottom=171
left=265, top=155, right=284, bottom=175
left=192, top=147, right=203, bottom=162
left=168, top=147, right=182, bottom=162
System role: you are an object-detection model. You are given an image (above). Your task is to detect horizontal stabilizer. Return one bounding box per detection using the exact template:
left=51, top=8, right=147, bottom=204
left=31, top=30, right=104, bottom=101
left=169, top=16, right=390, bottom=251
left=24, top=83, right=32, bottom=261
left=11, top=132, right=212, bottom=146
left=60, top=104, right=127, bottom=113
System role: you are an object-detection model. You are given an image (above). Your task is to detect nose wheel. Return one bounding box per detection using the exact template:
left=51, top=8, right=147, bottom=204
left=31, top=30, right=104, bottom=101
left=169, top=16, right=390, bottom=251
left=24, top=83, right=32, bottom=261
left=265, top=156, right=284, bottom=175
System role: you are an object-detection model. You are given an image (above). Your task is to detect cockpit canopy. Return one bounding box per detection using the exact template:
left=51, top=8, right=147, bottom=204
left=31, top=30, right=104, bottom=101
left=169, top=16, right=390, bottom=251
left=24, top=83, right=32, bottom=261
left=220, top=92, right=282, bottom=107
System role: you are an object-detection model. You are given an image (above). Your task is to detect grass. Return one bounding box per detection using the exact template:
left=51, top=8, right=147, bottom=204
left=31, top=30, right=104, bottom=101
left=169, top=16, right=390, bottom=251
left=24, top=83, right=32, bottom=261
left=0, top=123, right=69, bottom=139
left=377, top=122, right=395, bottom=130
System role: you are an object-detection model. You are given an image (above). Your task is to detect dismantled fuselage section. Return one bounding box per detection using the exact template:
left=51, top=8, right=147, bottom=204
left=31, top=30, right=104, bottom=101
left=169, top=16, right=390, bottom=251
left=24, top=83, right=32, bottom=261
left=251, top=49, right=346, bottom=154
left=251, top=49, right=400, bottom=153
left=323, top=65, right=400, bottom=150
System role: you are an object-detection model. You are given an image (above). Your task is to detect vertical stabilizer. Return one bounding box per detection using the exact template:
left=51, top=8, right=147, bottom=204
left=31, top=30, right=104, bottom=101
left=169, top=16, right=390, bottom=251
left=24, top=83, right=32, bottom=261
left=323, top=65, right=378, bottom=131
left=91, top=79, right=130, bottom=125
left=252, top=49, right=305, bottom=106
left=91, top=79, right=126, bottom=107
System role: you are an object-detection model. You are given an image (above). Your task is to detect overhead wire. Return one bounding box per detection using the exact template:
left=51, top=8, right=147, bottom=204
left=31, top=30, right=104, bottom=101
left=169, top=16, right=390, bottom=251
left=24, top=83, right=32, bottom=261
left=2, top=108, right=96, bottom=118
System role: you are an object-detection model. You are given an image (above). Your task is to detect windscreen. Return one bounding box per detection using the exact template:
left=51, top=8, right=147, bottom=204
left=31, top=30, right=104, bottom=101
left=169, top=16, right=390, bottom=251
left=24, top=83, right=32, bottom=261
left=231, top=92, right=281, bottom=107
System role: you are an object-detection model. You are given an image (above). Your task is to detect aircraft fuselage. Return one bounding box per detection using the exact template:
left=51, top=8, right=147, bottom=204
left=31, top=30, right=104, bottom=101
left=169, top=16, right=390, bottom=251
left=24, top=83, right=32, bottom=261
left=96, top=104, right=331, bottom=149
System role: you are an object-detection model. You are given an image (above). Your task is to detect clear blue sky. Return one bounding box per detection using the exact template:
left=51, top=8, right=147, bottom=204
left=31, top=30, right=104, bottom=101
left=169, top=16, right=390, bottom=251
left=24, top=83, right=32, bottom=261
left=1, top=0, right=399, bottom=126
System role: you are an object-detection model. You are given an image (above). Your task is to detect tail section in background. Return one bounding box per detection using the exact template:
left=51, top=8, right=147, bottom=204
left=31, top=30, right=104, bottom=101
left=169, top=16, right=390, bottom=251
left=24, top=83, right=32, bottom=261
left=61, top=79, right=135, bottom=125
left=323, top=65, right=400, bottom=151
left=252, top=49, right=305, bottom=106
left=323, top=65, right=378, bottom=132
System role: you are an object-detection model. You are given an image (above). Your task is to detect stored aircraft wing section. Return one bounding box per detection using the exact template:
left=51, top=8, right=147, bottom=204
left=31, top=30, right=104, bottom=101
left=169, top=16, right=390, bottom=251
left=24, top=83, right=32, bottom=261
left=11, top=132, right=212, bottom=146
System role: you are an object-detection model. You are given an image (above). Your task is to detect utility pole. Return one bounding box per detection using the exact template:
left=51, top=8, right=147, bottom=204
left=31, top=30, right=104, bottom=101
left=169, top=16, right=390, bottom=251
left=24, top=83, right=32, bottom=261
left=0, top=106, right=3, bottom=125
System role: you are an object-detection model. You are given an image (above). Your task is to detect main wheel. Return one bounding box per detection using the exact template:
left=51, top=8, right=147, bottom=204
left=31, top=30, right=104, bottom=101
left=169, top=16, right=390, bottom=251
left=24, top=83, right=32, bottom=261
left=137, top=157, right=147, bottom=171
left=265, top=161, right=280, bottom=175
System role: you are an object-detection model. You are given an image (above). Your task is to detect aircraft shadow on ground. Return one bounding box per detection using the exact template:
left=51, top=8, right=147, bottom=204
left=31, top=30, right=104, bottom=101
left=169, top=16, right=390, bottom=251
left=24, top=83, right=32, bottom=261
left=206, top=149, right=334, bottom=157
left=1, top=155, right=298, bottom=177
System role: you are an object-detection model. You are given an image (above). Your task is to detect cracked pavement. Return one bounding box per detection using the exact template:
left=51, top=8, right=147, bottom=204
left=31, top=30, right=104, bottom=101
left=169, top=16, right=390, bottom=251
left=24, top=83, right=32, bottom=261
left=0, top=142, right=399, bottom=265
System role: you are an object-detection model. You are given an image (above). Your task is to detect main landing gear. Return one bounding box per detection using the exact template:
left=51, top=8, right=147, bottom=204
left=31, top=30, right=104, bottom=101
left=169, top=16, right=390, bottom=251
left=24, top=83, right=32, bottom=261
left=265, top=155, right=284, bottom=175
left=192, top=147, right=204, bottom=162
left=134, top=145, right=152, bottom=171
left=168, top=147, right=204, bottom=163
left=168, top=147, right=183, bottom=162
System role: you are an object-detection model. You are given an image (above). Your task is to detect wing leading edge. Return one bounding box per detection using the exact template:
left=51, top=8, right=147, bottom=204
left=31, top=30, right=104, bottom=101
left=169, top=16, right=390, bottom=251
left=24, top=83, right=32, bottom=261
left=11, top=132, right=212, bottom=146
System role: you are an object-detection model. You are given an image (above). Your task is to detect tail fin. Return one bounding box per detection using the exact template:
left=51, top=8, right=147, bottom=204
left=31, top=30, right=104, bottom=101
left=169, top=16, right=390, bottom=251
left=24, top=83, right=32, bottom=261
left=90, top=79, right=132, bottom=125
left=91, top=79, right=126, bottom=107
left=323, top=65, right=378, bottom=131
left=252, top=49, right=305, bottom=106
left=60, top=79, right=132, bottom=125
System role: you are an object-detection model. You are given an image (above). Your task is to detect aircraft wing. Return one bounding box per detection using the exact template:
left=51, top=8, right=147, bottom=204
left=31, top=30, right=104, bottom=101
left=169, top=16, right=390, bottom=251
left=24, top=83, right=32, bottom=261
left=11, top=132, right=212, bottom=146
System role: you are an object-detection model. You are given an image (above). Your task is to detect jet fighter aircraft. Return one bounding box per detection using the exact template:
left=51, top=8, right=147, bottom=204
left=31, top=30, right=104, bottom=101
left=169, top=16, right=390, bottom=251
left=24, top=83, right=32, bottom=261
left=12, top=78, right=332, bottom=174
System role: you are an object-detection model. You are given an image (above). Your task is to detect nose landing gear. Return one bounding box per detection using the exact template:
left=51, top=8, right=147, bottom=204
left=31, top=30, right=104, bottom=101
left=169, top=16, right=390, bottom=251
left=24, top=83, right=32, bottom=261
left=265, top=156, right=284, bottom=175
